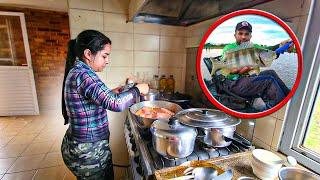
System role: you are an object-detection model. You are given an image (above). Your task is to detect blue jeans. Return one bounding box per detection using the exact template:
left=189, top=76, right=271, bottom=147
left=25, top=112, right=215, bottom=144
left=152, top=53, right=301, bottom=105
left=230, top=70, right=289, bottom=109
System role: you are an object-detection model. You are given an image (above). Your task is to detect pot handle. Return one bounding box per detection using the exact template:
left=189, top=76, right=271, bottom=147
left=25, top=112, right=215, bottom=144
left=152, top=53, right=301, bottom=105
left=202, top=110, right=209, bottom=115
left=196, top=128, right=207, bottom=138
left=168, top=117, right=179, bottom=127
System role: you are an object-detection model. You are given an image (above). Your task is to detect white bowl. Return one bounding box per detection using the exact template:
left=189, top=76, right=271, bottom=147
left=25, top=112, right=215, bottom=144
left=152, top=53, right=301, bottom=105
left=251, top=149, right=283, bottom=179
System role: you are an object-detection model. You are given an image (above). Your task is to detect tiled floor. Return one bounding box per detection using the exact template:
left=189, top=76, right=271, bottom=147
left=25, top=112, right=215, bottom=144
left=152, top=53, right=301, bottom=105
left=0, top=110, right=76, bottom=180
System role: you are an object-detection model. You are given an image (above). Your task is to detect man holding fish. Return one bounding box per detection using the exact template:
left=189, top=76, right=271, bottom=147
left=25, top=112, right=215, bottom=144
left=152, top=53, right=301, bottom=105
left=214, top=21, right=294, bottom=111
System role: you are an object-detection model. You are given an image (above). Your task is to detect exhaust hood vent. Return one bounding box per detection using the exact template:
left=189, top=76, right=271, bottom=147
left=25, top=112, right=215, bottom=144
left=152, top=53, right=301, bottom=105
left=129, top=0, right=274, bottom=26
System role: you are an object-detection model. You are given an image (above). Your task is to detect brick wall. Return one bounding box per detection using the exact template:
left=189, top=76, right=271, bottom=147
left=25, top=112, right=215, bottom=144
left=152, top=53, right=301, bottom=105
left=0, top=6, right=70, bottom=111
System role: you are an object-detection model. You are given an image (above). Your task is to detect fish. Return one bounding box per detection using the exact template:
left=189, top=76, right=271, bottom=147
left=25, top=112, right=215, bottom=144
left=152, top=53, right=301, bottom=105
left=221, top=42, right=277, bottom=69
left=204, top=42, right=278, bottom=76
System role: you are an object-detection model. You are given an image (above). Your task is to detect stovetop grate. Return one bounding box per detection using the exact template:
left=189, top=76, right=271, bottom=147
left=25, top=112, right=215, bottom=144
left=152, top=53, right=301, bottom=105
left=145, top=138, right=250, bottom=170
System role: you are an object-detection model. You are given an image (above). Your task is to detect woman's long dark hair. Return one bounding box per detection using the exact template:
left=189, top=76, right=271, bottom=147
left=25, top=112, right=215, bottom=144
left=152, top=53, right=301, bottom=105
left=62, top=30, right=111, bottom=125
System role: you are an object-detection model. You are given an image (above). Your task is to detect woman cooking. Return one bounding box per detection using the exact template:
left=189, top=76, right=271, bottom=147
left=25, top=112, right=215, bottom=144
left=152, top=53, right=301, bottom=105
left=61, top=30, right=149, bottom=179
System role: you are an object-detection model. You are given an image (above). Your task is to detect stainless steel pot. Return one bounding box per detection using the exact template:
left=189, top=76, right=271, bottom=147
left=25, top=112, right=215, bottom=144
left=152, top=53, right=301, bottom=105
left=175, top=108, right=241, bottom=147
left=279, top=167, right=320, bottom=180
left=198, top=126, right=236, bottom=147
left=129, top=100, right=182, bottom=128
left=140, top=89, right=159, bottom=101
left=150, top=117, right=197, bottom=159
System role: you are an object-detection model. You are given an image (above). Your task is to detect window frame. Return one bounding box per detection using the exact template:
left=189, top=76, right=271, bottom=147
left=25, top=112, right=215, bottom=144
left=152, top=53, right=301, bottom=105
left=279, top=0, right=320, bottom=174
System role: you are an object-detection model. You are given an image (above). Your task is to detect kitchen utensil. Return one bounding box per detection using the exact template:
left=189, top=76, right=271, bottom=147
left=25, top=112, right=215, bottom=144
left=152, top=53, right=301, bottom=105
left=150, top=117, right=197, bottom=159
left=175, top=108, right=240, bottom=147
left=278, top=167, right=320, bottom=180
left=183, top=167, right=231, bottom=180
left=251, top=149, right=283, bottom=179
left=140, top=88, right=159, bottom=101
left=192, top=167, right=219, bottom=180
left=129, top=100, right=182, bottom=128
left=213, top=169, right=233, bottom=180
left=269, top=156, right=297, bottom=166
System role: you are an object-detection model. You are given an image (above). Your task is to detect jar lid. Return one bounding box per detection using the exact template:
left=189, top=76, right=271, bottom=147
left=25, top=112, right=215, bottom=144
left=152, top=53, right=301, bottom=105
left=175, top=108, right=241, bottom=128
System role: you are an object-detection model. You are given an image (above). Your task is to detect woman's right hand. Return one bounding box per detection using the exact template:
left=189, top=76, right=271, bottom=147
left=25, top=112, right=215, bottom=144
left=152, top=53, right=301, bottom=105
left=136, top=83, right=149, bottom=95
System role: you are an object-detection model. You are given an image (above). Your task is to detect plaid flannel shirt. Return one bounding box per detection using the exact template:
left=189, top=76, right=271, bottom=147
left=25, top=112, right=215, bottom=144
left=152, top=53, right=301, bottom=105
left=64, top=60, right=139, bottom=142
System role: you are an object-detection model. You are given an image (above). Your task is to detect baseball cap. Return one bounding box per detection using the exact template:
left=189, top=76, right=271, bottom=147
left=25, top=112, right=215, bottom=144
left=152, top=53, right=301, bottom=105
left=235, top=21, right=252, bottom=32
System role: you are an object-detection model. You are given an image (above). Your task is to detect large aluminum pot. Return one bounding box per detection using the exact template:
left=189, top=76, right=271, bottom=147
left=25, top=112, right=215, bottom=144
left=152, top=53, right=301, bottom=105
left=129, top=100, right=182, bottom=128
left=140, top=89, right=159, bottom=101
left=150, top=117, right=197, bottom=159
left=198, top=126, right=236, bottom=147
left=176, top=108, right=241, bottom=147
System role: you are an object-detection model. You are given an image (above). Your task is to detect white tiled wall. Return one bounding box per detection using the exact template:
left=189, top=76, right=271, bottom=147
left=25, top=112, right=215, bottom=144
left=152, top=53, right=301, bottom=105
left=103, top=13, right=133, bottom=33
left=133, top=34, right=160, bottom=51
left=69, top=9, right=104, bottom=31
left=105, top=32, right=133, bottom=50
left=133, top=23, right=160, bottom=35
left=134, top=51, right=159, bottom=67
left=68, top=0, right=103, bottom=11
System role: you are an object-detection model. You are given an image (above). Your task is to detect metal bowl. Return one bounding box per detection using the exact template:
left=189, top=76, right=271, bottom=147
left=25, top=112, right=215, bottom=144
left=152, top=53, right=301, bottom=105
left=129, top=100, right=182, bottom=128
left=140, top=89, right=159, bottom=101
left=279, top=167, right=320, bottom=180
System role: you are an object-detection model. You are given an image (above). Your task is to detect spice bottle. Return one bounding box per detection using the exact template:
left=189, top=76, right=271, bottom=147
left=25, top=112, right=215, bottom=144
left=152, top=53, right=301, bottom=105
left=151, top=75, right=160, bottom=90
left=159, top=75, right=166, bottom=93
left=166, top=75, right=175, bottom=95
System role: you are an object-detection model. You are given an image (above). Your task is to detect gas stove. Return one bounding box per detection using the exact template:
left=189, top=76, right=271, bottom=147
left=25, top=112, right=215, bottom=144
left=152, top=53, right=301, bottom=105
left=124, top=111, right=254, bottom=180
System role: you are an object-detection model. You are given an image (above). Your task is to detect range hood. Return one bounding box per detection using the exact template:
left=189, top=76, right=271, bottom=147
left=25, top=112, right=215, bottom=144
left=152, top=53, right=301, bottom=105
left=129, top=0, right=274, bottom=26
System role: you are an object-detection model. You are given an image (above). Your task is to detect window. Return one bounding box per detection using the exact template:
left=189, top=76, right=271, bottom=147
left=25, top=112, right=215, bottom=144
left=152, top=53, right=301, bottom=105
left=0, top=14, right=27, bottom=66
left=280, top=0, right=320, bottom=174
left=303, top=87, right=320, bottom=154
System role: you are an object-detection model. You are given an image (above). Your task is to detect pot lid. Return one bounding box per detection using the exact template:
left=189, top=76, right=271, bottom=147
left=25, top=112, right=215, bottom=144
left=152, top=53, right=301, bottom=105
left=175, top=108, right=241, bottom=128
left=150, top=117, right=197, bottom=138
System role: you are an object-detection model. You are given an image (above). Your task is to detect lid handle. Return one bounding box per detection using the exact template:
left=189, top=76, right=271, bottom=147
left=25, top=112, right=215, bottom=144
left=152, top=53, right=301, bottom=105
left=168, top=117, right=179, bottom=127
left=202, top=110, right=209, bottom=115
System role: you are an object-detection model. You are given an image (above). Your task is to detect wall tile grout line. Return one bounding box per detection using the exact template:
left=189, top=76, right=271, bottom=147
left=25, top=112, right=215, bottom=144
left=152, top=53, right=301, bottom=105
left=70, top=7, right=129, bottom=15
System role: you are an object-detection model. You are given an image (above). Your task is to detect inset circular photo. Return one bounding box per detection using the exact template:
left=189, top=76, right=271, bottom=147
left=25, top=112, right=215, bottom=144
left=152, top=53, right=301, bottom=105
left=197, top=9, right=303, bottom=119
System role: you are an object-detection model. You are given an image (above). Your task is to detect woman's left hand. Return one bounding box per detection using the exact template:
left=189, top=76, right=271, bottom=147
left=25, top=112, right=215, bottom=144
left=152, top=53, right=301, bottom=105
left=136, top=83, right=149, bottom=95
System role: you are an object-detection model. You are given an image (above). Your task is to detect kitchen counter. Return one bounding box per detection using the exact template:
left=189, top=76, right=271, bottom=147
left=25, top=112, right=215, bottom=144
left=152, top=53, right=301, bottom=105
left=154, top=150, right=319, bottom=180
left=155, top=151, right=260, bottom=179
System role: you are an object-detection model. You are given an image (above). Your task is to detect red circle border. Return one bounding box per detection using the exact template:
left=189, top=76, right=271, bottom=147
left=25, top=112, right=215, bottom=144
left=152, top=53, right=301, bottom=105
left=196, top=9, right=303, bottom=119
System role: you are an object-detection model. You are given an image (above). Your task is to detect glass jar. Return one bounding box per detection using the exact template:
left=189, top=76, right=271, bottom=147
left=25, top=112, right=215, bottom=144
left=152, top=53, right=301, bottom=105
left=151, top=75, right=160, bottom=90
left=166, top=75, right=175, bottom=95
left=159, top=75, right=167, bottom=93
